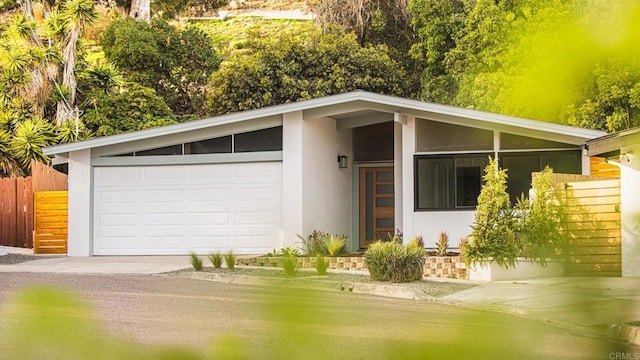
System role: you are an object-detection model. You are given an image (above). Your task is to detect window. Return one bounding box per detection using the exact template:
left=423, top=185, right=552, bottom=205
left=185, top=135, right=232, bottom=154
left=234, top=126, right=282, bottom=153
left=415, top=155, right=489, bottom=210
left=416, top=119, right=493, bottom=152
left=500, top=133, right=576, bottom=150
left=353, top=122, right=394, bottom=162
left=500, top=151, right=581, bottom=203
left=135, top=144, right=182, bottom=156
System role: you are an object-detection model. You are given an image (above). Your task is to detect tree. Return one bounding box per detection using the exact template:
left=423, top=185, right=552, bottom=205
left=465, top=157, right=518, bottom=268
left=101, top=18, right=221, bottom=116
left=55, top=0, right=97, bottom=125
left=109, top=0, right=227, bottom=22
left=83, top=82, right=176, bottom=136
left=205, top=27, right=410, bottom=115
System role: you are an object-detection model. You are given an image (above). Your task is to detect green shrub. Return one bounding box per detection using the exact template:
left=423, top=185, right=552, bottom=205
left=190, top=252, right=203, bottom=271
left=281, top=255, right=297, bottom=276
left=514, top=167, right=569, bottom=265
left=224, top=251, right=236, bottom=270
left=364, top=241, right=426, bottom=282
left=324, top=235, right=347, bottom=256
left=407, top=235, right=424, bottom=249
left=465, top=157, right=518, bottom=269
left=208, top=251, right=223, bottom=268
left=436, top=231, right=449, bottom=256
left=267, top=246, right=301, bottom=257
left=314, top=256, right=329, bottom=275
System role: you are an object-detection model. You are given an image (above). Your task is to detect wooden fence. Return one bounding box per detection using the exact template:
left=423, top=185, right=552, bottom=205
left=0, top=161, right=67, bottom=250
left=559, top=179, right=622, bottom=276
left=34, top=191, right=68, bottom=254
left=0, top=177, right=34, bottom=248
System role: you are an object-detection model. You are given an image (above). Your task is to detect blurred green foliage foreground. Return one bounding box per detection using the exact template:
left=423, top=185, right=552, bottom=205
left=0, top=285, right=631, bottom=359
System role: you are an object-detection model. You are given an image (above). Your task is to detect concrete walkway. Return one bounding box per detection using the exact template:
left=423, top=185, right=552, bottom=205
left=1, top=253, right=639, bottom=345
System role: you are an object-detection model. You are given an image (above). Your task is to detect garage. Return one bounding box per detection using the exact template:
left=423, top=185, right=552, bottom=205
left=93, top=162, right=282, bottom=255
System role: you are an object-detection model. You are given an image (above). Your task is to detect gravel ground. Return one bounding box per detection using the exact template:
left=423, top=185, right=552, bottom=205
left=0, top=253, right=41, bottom=265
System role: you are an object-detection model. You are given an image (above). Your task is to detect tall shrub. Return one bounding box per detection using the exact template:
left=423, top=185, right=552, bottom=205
left=515, top=167, right=569, bottom=265
left=465, top=157, right=518, bottom=268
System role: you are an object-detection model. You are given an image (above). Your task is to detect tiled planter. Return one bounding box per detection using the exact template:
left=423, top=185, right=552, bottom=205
left=238, top=255, right=467, bottom=279
left=423, top=256, right=467, bottom=279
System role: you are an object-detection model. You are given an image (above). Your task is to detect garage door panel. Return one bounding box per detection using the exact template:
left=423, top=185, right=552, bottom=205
left=187, top=213, right=230, bottom=225
left=93, top=162, right=282, bottom=255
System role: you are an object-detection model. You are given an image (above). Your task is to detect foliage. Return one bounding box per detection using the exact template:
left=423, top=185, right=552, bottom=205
left=465, top=157, right=518, bottom=269
left=101, top=17, right=221, bottom=116
left=409, top=0, right=640, bottom=132
left=406, top=235, right=424, bottom=249
left=189, top=252, right=203, bottom=271
left=435, top=231, right=449, bottom=256
left=299, top=230, right=329, bottom=256
left=364, top=241, right=426, bottom=282
left=314, top=255, right=329, bottom=275
left=208, top=251, right=223, bottom=268
left=267, top=246, right=300, bottom=257
left=83, top=82, right=176, bottom=136
left=323, top=235, right=347, bottom=257
left=205, top=27, right=410, bottom=115
left=224, top=250, right=235, bottom=270
left=458, top=237, right=468, bottom=256
left=281, top=255, right=297, bottom=276
left=514, top=167, right=569, bottom=265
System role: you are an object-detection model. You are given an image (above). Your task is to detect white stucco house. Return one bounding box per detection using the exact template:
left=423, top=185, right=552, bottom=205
left=44, top=91, right=605, bottom=256
left=586, top=127, right=640, bottom=277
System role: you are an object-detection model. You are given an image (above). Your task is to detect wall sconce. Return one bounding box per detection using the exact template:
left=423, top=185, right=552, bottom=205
left=621, top=152, right=634, bottom=163
left=337, top=155, right=349, bottom=169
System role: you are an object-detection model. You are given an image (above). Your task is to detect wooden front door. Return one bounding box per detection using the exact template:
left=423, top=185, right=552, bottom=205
left=359, top=167, right=394, bottom=248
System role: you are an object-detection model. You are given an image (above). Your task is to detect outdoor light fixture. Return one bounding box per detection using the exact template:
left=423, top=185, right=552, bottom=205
left=338, top=155, right=349, bottom=169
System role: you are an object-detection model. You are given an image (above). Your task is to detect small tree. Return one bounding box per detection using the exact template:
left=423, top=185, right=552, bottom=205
left=515, top=167, right=568, bottom=265
left=465, top=157, right=518, bottom=268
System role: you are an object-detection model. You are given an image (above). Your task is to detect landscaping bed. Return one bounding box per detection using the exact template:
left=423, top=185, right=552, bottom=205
left=190, top=266, right=476, bottom=298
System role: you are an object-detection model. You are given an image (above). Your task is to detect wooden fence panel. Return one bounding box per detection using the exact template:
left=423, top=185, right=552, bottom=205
left=559, top=179, right=621, bottom=276
left=0, top=177, right=33, bottom=248
left=34, top=191, right=68, bottom=254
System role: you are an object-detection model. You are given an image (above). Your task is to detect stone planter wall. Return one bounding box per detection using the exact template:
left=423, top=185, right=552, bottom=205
left=467, top=259, right=564, bottom=281
left=423, top=256, right=467, bottom=279
left=237, top=256, right=366, bottom=271
left=238, top=255, right=467, bottom=279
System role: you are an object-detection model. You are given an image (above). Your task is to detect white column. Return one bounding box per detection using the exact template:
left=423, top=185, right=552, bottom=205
left=282, top=111, right=304, bottom=247
left=621, top=144, right=640, bottom=277
left=394, top=121, right=403, bottom=242
left=67, top=149, right=92, bottom=256
left=401, top=116, right=416, bottom=240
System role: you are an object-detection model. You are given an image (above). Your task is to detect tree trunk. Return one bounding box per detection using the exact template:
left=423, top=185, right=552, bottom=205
left=129, top=0, right=151, bottom=22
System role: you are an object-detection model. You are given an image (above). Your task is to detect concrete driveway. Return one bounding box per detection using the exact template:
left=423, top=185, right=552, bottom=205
left=0, top=256, right=192, bottom=274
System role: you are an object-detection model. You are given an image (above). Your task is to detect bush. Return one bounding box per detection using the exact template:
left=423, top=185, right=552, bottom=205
left=208, top=251, right=223, bottom=268
left=465, top=157, right=518, bottom=269
left=324, top=235, right=347, bottom=257
left=314, top=256, right=329, bottom=275
left=282, top=255, right=297, bottom=276
left=299, top=230, right=329, bottom=256
left=514, top=167, right=569, bottom=265
left=190, top=252, right=203, bottom=271
left=224, top=251, right=236, bottom=270
left=364, top=241, right=426, bottom=283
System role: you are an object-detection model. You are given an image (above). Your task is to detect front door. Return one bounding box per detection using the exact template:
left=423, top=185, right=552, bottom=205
left=359, top=167, right=394, bottom=248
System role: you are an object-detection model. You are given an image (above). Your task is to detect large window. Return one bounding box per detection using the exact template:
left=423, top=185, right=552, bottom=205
left=415, top=155, right=489, bottom=210
left=500, top=151, right=580, bottom=203
left=415, top=150, right=581, bottom=210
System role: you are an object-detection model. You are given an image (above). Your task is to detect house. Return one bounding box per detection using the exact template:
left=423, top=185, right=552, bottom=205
left=44, top=91, right=605, bottom=256
left=586, top=127, right=640, bottom=277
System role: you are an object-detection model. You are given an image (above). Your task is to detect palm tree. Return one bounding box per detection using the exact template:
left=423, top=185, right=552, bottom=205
left=55, top=0, right=97, bottom=125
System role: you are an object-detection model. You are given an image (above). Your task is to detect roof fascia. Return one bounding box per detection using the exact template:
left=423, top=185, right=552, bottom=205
left=586, top=128, right=640, bottom=155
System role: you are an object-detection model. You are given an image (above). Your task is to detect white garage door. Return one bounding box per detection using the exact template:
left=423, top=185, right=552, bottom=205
left=93, top=162, right=282, bottom=255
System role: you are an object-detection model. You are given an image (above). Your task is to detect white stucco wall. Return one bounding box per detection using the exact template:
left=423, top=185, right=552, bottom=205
left=411, top=211, right=475, bottom=247
left=300, top=117, right=353, bottom=246
left=67, top=149, right=92, bottom=256
left=620, top=144, right=640, bottom=277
